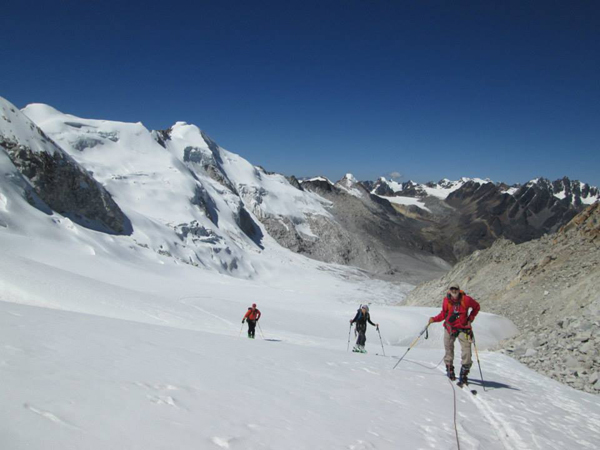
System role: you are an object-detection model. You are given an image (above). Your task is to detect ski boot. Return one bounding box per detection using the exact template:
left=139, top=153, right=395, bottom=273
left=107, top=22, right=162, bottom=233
left=359, top=345, right=367, bottom=353
left=446, top=364, right=456, bottom=381
left=352, top=346, right=360, bottom=352
left=458, top=365, right=470, bottom=386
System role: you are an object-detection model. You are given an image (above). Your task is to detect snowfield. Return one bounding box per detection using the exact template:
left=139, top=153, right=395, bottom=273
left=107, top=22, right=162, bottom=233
left=1, top=96, right=600, bottom=449
left=1, top=232, right=600, bottom=450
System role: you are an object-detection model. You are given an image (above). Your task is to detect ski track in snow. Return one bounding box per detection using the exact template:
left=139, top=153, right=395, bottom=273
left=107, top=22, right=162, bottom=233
left=466, top=393, right=528, bottom=450
left=24, top=403, right=82, bottom=430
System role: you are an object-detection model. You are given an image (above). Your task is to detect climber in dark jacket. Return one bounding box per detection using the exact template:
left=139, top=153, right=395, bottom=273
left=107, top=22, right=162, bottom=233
left=349, top=305, right=378, bottom=353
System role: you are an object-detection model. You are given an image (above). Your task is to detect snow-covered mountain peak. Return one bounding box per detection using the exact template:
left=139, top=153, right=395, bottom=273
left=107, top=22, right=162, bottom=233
left=335, top=172, right=365, bottom=198
left=1, top=97, right=341, bottom=278
left=1, top=98, right=64, bottom=155
left=342, top=173, right=357, bottom=183
left=372, top=176, right=492, bottom=200
left=301, top=176, right=333, bottom=184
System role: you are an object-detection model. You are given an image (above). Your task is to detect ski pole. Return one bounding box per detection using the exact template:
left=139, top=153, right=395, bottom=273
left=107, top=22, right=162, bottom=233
left=347, top=323, right=352, bottom=351
left=472, top=332, right=486, bottom=391
left=239, top=323, right=244, bottom=337
left=377, top=326, right=385, bottom=356
left=393, top=324, right=429, bottom=369
left=257, top=322, right=265, bottom=340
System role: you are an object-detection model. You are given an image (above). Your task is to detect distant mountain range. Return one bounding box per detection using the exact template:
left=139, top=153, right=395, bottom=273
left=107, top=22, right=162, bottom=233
left=1, top=94, right=597, bottom=283
left=368, top=175, right=599, bottom=208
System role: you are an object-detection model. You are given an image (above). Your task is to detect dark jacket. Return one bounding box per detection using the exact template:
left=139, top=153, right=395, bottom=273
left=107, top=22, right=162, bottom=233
left=351, top=310, right=376, bottom=330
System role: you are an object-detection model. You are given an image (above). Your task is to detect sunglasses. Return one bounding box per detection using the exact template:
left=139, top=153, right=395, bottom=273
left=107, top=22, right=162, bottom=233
left=449, top=288, right=459, bottom=291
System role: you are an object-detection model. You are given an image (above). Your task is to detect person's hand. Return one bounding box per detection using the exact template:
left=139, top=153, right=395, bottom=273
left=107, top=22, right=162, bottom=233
left=376, top=324, right=380, bottom=329
left=242, top=320, right=245, bottom=323
left=349, top=319, right=353, bottom=324
left=428, top=318, right=434, bottom=325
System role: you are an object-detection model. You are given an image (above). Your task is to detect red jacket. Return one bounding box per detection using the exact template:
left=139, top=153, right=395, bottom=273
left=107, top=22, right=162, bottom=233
left=244, top=308, right=261, bottom=321
left=431, top=292, right=480, bottom=334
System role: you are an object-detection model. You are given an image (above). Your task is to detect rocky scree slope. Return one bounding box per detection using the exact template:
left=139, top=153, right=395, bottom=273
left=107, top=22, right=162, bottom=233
left=300, top=176, right=451, bottom=283
left=404, top=202, right=600, bottom=394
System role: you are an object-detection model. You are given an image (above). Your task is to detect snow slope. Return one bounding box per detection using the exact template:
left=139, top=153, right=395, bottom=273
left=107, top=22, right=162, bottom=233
left=376, top=194, right=432, bottom=213
left=1, top=209, right=600, bottom=449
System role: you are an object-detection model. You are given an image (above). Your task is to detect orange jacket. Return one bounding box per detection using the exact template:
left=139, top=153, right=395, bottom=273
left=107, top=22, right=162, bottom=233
left=244, top=308, right=261, bottom=321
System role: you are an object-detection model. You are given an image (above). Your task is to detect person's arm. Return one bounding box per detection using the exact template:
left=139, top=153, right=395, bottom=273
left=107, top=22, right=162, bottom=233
left=350, top=311, right=359, bottom=324
left=243, top=310, right=250, bottom=322
left=429, top=299, right=448, bottom=324
left=467, top=298, right=480, bottom=324
left=367, top=313, right=377, bottom=326
left=256, top=310, right=261, bottom=320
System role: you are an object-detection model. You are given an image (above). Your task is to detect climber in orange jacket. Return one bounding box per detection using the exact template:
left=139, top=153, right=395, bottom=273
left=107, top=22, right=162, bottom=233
left=242, top=303, right=261, bottom=339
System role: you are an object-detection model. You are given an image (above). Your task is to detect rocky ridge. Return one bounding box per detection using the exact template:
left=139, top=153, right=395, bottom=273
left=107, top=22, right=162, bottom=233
left=404, top=202, right=600, bottom=394
left=367, top=176, right=599, bottom=262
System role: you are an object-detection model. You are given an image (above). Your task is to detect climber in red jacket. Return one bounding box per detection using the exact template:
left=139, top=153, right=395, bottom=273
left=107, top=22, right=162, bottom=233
left=429, top=282, right=480, bottom=384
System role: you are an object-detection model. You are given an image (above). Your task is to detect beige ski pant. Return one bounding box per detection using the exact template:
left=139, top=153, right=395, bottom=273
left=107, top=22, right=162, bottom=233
left=444, top=330, right=472, bottom=367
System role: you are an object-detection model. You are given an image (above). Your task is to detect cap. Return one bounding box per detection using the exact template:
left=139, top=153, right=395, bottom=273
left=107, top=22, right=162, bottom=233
left=252, top=303, right=257, bottom=307
left=448, top=282, right=460, bottom=290
left=361, top=305, right=369, bottom=311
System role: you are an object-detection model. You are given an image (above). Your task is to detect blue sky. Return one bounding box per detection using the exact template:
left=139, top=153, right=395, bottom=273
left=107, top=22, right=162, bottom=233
left=2, top=1, right=599, bottom=185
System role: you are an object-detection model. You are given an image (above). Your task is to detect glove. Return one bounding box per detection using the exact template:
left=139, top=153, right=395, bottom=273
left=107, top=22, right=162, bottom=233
left=242, top=320, right=245, bottom=323
left=428, top=318, right=434, bottom=325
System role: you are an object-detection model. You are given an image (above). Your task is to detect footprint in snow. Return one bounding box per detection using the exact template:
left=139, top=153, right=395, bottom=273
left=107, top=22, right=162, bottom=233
left=211, top=436, right=233, bottom=448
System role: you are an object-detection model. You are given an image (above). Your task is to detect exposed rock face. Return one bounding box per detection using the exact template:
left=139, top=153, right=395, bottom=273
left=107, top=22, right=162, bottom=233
left=0, top=99, right=131, bottom=236
left=300, top=177, right=451, bottom=283
left=437, top=179, right=585, bottom=260
left=183, top=143, right=236, bottom=193
left=368, top=176, right=597, bottom=262
left=404, top=203, right=600, bottom=394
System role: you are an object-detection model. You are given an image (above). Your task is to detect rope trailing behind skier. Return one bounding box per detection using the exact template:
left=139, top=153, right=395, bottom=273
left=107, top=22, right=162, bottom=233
left=448, top=378, right=461, bottom=450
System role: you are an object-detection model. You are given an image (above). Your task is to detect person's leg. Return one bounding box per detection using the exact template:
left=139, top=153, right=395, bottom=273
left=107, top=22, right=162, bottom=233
left=444, top=331, right=456, bottom=366
left=248, top=320, right=256, bottom=338
left=458, top=332, right=473, bottom=382
left=458, top=332, right=473, bottom=366
left=444, top=331, right=457, bottom=379
left=357, top=330, right=366, bottom=349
